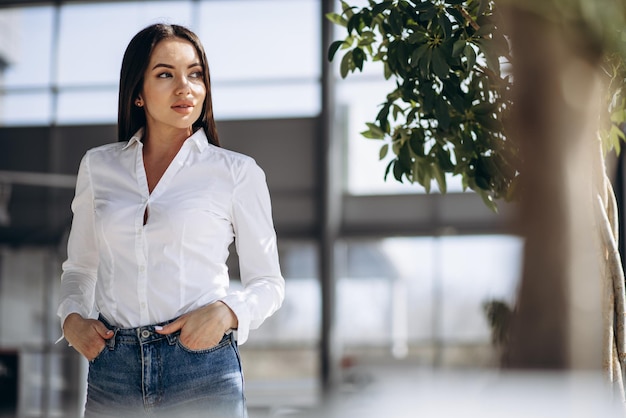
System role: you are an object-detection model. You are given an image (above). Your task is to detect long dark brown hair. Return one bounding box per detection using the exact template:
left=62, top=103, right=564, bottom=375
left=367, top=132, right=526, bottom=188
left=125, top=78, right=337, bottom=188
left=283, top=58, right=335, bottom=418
left=117, top=23, right=219, bottom=146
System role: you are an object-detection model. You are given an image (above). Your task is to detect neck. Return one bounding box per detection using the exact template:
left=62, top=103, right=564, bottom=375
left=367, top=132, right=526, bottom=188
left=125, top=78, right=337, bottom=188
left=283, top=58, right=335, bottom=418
left=142, top=125, right=193, bottom=157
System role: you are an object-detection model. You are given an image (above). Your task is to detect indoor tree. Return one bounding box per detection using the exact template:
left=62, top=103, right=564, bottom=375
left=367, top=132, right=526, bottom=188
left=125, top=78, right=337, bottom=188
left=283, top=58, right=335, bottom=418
left=328, top=0, right=626, bottom=400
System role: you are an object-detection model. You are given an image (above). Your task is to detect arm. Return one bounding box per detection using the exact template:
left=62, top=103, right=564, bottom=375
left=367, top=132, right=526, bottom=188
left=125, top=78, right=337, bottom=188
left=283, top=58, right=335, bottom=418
left=219, top=158, right=285, bottom=344
left=57, top=154, right=112, bottom=357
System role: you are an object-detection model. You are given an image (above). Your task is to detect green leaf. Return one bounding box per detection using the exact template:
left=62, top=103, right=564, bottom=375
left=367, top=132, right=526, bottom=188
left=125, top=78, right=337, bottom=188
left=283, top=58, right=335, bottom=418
left=431, top=48, right=450, bottom=79
left=406, top=106, right=419, bottom=124
left=464, top=44, right=477, bottom=71
left=409, top=131, right=425, bottom=156
left=411, top=43, right=430, bottom=68
left=389, top=7, right=403, bottom=35
left=423, top=8, right=437, bottom=22
left=376, top=102, right=391, bottom=133
left=393, top=160, right=404, bottom=182
left=422, top=164, right=432, bottom=193
left=361, top=122, right=386, bottom=139
left=435, top=145, right=455, bottom=171
left=475, top=173, right=490, bottom=190
left=341, top=0, right=355, bottom=15
left=412, top=1, right=435, bottom=12
left=433, top=164, right=447, bottom=194
left=421, top=82, right=436, bottom=114
left=418, top=47, right=432, bottom=77
left=326, top=12, right=347, bottom=27
left=452, top=39, right=466, bottom=57
left=372, top=1, right=393, bottom=16
left=609, top=123, right=625, bottom=153
left=353, top=47, right=366, bottom=71
left=328, top=40, right=344, bottom=61
left=447, top=6, right=465, bottom=24
left=438, top=14, right=453, bottom=39
left=474, top=23, right=495, bottom=39
left=478, top=190, right=498, bottom=213
left=407, top=30, right=428, bottom=44
left=434, top=97, right=451, bottom=130
left=384, top=62, right=393, bottom=79
left=479, top=39, right=501, bottom=73
left=384, top=159, right=394, bottom=181
left=379, top=143, right=389, bottom=160
left=392, top=104, right=404, bottom=120
left=340, top=50, right=354, bottom=78
left=478, top=0, right=489, bottom=16
left=347, top=13, right=361, bottom=34
left=610, top=108, right=626, bottom=123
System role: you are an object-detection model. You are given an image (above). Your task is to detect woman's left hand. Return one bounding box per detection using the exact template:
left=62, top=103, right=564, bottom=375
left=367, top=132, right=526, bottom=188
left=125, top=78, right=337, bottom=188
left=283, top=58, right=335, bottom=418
left=155, top=301, right=238, bottom=350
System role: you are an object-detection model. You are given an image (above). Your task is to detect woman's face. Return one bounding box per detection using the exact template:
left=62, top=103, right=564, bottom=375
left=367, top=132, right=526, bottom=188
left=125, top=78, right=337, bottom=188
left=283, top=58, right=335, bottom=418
left=138, top=37, right=206, bottom=137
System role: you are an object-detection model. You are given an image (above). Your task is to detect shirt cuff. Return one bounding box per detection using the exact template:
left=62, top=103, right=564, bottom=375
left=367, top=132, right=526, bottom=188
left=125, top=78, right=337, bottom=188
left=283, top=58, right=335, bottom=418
left=219, top=294, right=251, bottom=344
left=56, top=300, right=89, bottom=345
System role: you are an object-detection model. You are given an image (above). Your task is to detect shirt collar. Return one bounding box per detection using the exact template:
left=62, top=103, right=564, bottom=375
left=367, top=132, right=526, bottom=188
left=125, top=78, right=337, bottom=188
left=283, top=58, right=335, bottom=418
left=121, top=127, right=209, bottom=153
left=122, top=128, right=144, bottom=150
left=188, top=128, right=209, bottom=153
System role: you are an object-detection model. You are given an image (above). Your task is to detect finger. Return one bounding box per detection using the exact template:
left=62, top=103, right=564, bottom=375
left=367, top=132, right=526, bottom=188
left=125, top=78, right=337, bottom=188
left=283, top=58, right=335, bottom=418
left=155, top=318, right=185, bottom=335
left=94, top=322, right=114, bottom=340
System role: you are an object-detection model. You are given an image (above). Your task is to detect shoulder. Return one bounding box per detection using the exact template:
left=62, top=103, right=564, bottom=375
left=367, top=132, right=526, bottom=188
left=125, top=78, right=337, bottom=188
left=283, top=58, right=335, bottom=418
left=84, top=142, right=127, bottom=159
left=205, top=144, right=262, bottom=174
left=81, top=142, right=130, bottom=164
left=205, top=145, right=267, bottom=185
left=206, top=144, right=255, bottom=165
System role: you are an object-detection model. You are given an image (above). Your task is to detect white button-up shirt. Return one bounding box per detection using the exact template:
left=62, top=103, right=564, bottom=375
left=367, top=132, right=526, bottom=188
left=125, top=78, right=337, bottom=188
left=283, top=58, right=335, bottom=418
left=57, top=128, right=284, bottom=344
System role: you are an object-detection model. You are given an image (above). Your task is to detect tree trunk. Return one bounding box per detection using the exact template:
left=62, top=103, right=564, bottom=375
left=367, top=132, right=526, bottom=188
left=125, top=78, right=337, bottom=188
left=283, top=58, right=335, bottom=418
left=504, top=6, right=604, bottom=370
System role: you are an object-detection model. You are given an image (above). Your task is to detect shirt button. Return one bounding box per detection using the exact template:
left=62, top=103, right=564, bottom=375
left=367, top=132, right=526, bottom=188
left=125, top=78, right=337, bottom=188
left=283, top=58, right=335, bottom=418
left=141, top=330, right=150, bottom=338
left=139, top=265, right=145, bottom=272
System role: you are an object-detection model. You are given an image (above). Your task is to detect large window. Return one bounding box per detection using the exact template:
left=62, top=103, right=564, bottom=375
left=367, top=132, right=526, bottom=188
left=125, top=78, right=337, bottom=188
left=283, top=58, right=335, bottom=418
left=0, top=0, right=321, bottom=127
left=336, top=235, right=522, bottom=365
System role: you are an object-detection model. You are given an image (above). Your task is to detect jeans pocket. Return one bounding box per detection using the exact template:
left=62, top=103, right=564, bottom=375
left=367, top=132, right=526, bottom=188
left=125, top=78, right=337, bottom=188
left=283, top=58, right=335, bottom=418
left=88, top=344, right=108, bottom=364
left=175, top=334, right=231, bottom=354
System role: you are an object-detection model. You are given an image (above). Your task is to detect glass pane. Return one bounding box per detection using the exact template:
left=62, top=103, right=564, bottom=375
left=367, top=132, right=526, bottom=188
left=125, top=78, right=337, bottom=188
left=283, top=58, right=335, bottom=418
left=337, top=239, right=435, bottom=348
left=198, top=0, right=320, bottom=82
left=212, top=81, right=320, bottom=120
left=56, top=89, right=117, bottom=125
left=243, top=240, right=320, bottom=345
left=0, top=92, right=51, bottom=126
left=57, top=1, right=193, bottom=86
left=336, top=235, right=522, bottom=365
left=439, top=235, right=522, bottom=341
left=331, top=1, right=466, bottom=196
left=339, top=79, right=466, bottom=195
left=238, top=240, right=320, bottom=410
left=1, top=7, right=53, bottom=88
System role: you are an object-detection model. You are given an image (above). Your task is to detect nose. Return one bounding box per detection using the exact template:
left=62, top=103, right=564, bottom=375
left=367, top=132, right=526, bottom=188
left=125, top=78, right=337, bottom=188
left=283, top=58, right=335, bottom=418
left=175, top=76, right=191, bottom=95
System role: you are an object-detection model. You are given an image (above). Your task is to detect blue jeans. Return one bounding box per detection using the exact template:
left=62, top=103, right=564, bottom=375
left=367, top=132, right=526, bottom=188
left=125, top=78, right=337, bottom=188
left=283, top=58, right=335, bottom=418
left=84, top=316, right=247, bottom=418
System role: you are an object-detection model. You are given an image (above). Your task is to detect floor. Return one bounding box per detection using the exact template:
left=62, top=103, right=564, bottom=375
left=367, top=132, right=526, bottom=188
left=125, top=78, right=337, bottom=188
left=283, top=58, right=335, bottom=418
left=247, top=362, right=623, bottom=418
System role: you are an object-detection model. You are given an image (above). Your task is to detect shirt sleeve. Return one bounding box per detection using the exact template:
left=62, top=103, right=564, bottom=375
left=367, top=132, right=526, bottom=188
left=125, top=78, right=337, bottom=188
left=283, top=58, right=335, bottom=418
left=220, top=158, right=285, bottom=344
left=56, top=152, right=99, bottom=335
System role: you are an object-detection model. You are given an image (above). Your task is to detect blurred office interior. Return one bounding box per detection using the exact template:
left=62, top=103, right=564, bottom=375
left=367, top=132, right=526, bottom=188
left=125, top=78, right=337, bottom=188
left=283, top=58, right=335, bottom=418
left=0, top=1, right=528, bottom=416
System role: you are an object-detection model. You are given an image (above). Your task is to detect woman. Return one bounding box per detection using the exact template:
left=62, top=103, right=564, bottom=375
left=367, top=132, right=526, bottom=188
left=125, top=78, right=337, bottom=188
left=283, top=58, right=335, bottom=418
left=57, top=23, right=284, bottom=418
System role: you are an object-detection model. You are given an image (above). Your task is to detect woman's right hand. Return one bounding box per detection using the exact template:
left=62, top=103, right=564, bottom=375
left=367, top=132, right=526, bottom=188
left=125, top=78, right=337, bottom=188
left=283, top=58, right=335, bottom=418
left=63, top=313, right=114, bottom=361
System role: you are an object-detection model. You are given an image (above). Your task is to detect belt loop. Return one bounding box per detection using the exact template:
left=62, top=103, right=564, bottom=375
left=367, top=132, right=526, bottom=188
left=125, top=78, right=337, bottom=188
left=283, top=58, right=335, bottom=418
left=166, top=332, right=177, bottom=346
left=106, top=327, right=118, bottom=350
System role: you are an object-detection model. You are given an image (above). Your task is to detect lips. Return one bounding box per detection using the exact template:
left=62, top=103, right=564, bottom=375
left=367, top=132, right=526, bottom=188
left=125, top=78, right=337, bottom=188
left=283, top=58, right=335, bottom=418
left=171, top=100, right=194, bottom=114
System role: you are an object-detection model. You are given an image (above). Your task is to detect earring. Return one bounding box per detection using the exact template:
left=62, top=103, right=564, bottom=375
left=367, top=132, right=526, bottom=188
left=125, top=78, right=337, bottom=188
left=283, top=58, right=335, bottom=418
left=135, top=99, right=143, bottom=107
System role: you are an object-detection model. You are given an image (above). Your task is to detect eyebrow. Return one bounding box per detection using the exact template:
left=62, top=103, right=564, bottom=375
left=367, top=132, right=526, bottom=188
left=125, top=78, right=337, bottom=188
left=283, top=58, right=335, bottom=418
left=151, top=62, right=202, bottom=71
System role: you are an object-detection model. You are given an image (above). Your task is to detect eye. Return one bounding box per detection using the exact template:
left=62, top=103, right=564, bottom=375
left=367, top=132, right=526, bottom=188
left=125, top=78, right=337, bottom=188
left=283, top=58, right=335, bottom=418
left=157, top=72, right=172, bottom=78
left=189, top=71, right=203, bottom=79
